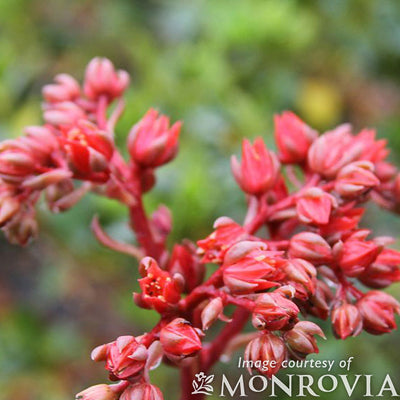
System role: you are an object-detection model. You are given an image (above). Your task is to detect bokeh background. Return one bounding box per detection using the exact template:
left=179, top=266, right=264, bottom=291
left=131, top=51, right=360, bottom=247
left=1, top=0, right=400, bottom=399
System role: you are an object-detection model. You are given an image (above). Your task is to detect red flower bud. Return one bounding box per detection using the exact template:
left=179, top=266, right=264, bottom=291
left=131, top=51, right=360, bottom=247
left=274, top=111, right=317, bottom=163
left=91, top=336, right=147, bottom=380
left=43, top=73, right=81, bottom=103
left=360, top=249, right=400, bottom=288
left=18, top=126, right=60, bottom=168
left=128, top=109, right=181, bottom=168
left=0, top=142, right=36, bottom=183
left=289, top=232, right=332, bottom=265
left=252, top=292, right=299, bottom=331
left=296, top=187, right=337, bottom=225
left=3, top=211, right=38, bottom=246
left=283, top=258, right=316, bottom=299
left=319, top=208, right=364, bottom=242
left=284, top=321, right=325, bottom=359
left=201, top=297, right=225, bottom=330
left=222, top=241, right=285, bottom=294
left=138, top=257, right=181, bottom=313
left=335, top=161, right=379, bottom=198
left=308, top=125, right=362, bottom=178
left=357, top=291, right=400, bottom=335
left=43, top=101, right=86, bottom=127
left=336, top=233, right=381, bottom=277
left=308, top=280, right=334, bottom=320
left=60, top=120, right=114, bottom=182
left=244, top=333, right=286, bottom=377
left=120, top=383, right=163, bottom=400
left=197, top=217, right=249, bottom=263
left=168, top=242, right=204, bottom=293
left=231, top=138, right=280, bottom=195
left=84, top=57, right=129, bottom=102
left=356, top=128, right=388, bottom=164
left=0, top=189, right=20, bottom=227
left=331, top=302, right=363, bottom=339
left=160, top=318, right=202, bottom=359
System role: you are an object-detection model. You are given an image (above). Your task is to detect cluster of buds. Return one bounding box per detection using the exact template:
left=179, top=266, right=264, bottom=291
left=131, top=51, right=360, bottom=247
left=2, top=60, right=400, bottom=400
left=0, top=58, right=181, bottom=249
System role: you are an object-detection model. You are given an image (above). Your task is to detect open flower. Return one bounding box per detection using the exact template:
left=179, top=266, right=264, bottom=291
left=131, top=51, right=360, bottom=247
left=197, top=217, right=249, bottom=263
left=137, top=257, right=182, bottom=313
left=60, top=120, right=114, bottom=182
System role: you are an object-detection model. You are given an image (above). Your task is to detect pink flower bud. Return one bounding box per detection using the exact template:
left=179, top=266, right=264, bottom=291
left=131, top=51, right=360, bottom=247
left=308, top=125, right=362, bottom=178
left=231, top=138, right=280, bottom=195
left=84, top=57, right=130, bottom=102
left=308, top=280, right=334, bottom=320
left=252, top=292, right=299, bottom=331
left=296, top=187, right=337, bottom=225
left=335, top=161, right=379, bottom=198
left=357, top=291, right=400, bottom=335
left=160, top=318, right=202, bottom=358
left=284, top=321, right=325, bottom=358
left=289, top=232, right=332, bottom=265
left=0, top=141, right=36, bottom=183
left=222, top=241, right=285, bottom=294
left=197, top=217, right=249, bottom=263
left=43, top=73, right=81, bottom=103
left=22, top=126, right=60, bottom=161
left=128, top=108, right=181, bottom=168
left=120, top=383, right=164, bottom=400
left=331, top=302, right=363, bottom=339
left=283, top=258, right=316, bottom=298
left=0, top=195, right=20, bottom=227
left=138, top=257, right=181, bottom=313
left=336, top=234, right=381, bottom=277
left=359, top=249, right=400, bottom=288
left=96, top=335, right=147, bottom=380
left=168, top=242, right=204, bottom=293
left=43, top=101, right=86, bottom=127
left=22, top=169, right=72, bottom=190
left=4, top=212, right=38, bottom=246
left=375, top=161, right=396, bottom=182
left=274, top=111, right=317, bottom=163
left=201, top=297, right=225, bottom=330
left=151, top=205, right=172, bottom=240
left=244, top=333, right=286, bottom=377
left=76, top=384, right=118, bottom=400
left=356, top=128, right=388, bottom=164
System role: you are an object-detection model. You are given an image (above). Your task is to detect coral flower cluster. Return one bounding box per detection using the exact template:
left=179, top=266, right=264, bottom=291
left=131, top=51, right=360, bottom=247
left=2, top=60, right=400, bottom=400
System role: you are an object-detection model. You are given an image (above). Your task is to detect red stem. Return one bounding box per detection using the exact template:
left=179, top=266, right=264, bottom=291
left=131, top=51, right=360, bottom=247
left=129, top=198, right=164, bottom=262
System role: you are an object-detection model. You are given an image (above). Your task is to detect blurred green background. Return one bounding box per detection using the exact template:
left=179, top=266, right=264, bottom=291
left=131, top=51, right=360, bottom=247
left=1, top=0, right=400, bottom=399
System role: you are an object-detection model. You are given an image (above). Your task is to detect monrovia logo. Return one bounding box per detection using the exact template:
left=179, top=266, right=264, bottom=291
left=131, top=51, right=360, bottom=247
left=192, top=373, right=400, bottom=397
left=192, top=372, right=214, bottom=395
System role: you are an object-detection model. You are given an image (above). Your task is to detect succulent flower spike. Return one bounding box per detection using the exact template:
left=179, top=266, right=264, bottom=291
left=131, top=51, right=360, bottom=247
left=3, top=58, right=400, bottom=400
